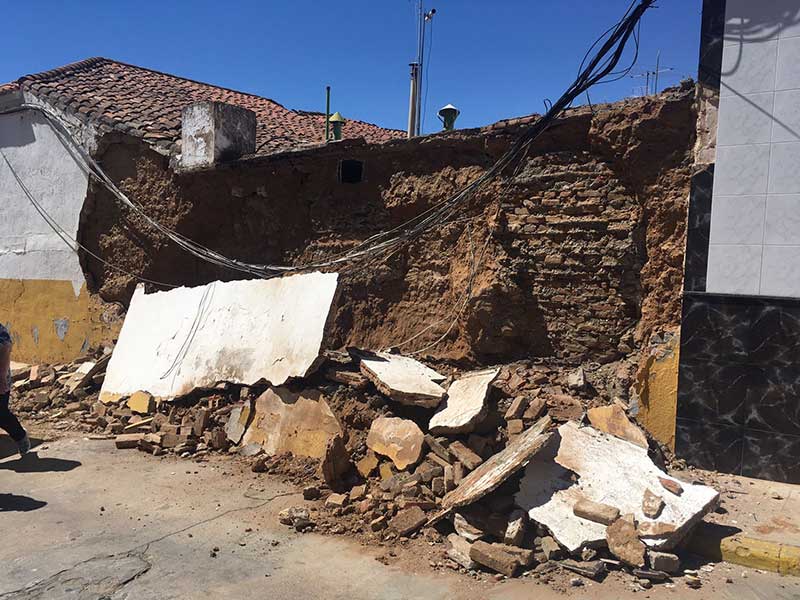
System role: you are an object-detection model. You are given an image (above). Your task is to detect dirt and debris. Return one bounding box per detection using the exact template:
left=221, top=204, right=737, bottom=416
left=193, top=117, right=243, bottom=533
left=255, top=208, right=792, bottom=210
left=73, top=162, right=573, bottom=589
left=9, top=330, right=735, bottom=595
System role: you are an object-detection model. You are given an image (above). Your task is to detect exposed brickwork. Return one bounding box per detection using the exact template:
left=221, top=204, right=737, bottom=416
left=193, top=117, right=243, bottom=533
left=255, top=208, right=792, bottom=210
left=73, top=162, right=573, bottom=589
left=499, top=152, right=640, bottom=361
left=78, top=89, right=695, bottom=365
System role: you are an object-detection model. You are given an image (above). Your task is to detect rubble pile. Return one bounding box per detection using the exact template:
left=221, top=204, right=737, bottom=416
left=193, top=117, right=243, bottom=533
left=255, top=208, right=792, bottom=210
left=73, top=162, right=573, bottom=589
left=10, top=342, right=721, bottom=592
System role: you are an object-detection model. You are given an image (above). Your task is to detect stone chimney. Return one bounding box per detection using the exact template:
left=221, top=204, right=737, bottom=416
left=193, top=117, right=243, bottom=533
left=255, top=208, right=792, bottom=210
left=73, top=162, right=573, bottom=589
left=180, top=101, right=256, bottom=169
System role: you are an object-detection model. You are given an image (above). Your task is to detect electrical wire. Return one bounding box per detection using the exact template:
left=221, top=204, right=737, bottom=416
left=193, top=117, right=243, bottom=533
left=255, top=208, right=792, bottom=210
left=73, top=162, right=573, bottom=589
left=0, top=0, right=654, bottom=288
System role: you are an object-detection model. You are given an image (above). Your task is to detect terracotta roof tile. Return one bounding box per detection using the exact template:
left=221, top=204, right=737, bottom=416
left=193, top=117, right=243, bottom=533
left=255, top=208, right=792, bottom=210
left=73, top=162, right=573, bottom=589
left=16, top=57, right=403, bottom=156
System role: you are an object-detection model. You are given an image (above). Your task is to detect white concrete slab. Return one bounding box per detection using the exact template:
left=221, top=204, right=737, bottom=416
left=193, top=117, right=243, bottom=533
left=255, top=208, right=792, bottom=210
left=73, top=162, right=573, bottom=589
left=429, top=368, right=499, bottom=434
left=515, top=422, right=719, bottom=552
left=359, top=352, right=446, bottom=408
left=100, top=273, right=338, bottom=401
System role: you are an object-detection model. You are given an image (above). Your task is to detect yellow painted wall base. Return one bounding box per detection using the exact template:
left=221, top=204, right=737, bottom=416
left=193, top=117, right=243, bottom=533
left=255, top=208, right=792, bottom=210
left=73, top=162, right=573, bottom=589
left=634, top=329, right=679, bottom=450
left=0, top=278, right=120, bottom=364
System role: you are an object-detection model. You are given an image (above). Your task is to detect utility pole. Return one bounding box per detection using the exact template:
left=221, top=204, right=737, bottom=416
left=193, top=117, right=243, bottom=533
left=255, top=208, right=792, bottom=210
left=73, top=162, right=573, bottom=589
left=407, top=1, right=435, bottom=138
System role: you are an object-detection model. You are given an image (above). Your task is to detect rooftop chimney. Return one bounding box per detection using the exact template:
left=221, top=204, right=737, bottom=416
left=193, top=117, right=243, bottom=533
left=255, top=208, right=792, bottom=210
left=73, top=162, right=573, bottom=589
left=180, top=101, right=256, bottom=169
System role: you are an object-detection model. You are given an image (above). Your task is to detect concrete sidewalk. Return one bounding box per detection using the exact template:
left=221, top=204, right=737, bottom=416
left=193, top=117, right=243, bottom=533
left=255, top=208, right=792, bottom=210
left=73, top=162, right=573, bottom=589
left=2, top=436, right=799, bottom=600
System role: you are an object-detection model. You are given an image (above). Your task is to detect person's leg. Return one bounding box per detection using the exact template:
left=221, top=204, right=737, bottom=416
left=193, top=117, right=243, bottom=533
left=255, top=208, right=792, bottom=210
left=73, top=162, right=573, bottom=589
left=0, top=391, right=27, bottom=442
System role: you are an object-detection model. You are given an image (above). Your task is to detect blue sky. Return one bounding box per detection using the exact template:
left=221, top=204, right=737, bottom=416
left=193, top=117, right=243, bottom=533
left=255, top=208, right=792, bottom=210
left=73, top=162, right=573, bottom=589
left=1, top=0, right=702, bottom=132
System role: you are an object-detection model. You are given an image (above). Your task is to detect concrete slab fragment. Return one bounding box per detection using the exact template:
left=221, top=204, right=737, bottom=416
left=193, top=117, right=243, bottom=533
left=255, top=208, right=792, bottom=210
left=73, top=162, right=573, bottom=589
left=359, top=352, right=446, bottom=408
left=515, top=422, right=719, bottom=552
left=429, top=368, right=499, bottom=434
left=99, top=273, right=338, bottom=402
left=241, top=387, right=343, bottom=459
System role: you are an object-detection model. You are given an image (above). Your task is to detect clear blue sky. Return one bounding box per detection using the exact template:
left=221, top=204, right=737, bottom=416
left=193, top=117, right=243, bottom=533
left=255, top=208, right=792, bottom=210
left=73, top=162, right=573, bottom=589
left=1, top=0, right=702, bottom=132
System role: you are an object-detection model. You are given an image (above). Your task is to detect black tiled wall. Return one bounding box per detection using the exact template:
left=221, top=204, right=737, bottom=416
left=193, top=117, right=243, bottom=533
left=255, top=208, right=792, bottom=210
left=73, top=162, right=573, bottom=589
left=677, top=293, right=800, bottom=483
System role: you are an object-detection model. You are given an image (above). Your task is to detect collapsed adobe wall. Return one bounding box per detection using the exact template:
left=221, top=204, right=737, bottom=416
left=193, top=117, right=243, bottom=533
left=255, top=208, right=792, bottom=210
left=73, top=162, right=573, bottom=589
left=78, top=87, right=695, bottom=366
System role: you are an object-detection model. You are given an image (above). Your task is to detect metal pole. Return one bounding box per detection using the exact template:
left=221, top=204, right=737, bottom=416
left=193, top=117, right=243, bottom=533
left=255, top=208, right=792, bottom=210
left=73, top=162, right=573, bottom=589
left=416, top=1, right=425, bottom=136
left=407, top=63, right=418, bottom=138
left=325, top=85, right=331, bottom=142
left=654, top=50, right=661, bottom=94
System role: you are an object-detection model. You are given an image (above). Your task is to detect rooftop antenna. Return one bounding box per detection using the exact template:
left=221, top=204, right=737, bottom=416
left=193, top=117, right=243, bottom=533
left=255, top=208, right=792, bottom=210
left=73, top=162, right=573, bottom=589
left=407, top=2, right=435, bottom=138
left=629, top=51, right=673, bottom=95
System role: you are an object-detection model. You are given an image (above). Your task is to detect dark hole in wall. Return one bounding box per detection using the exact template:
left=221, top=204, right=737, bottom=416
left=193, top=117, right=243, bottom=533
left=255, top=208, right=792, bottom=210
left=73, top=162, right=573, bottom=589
left=338, top=159, right=364, bottom=184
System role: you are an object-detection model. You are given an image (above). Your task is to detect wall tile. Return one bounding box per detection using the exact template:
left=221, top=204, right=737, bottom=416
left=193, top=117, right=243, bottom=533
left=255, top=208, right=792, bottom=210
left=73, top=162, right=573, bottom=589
left=717, top=92, right=775, bottom=146
left=706, top=244, right=763, bottom=295
left=721, top=39, right=777, bottom=96
left=771, top=90, right=800, bottom=142
left=780, top=5, right=800, bottom=40
left=724, top=0, right=787, bottom=43
left=709, top=195, right=765, bottom=244
left=713, top=144, right=770, bottom=196
left=768, top=141, right=800, bottom=194
left=776, top=36, right=800, bottom=90
left=760, top=245, right=800, bottom=296
left=742, top=429, right=800, bottom=482
left=675, top=419, right=744, bottom=475
left=765, top=194, right=800, bottom=244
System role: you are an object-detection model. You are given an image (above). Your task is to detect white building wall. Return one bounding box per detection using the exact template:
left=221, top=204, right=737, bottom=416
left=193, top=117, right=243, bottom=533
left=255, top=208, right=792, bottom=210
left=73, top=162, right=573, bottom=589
left=707, top=0, right=800, bottom=296
left=0, top=96, right=89, bottom=295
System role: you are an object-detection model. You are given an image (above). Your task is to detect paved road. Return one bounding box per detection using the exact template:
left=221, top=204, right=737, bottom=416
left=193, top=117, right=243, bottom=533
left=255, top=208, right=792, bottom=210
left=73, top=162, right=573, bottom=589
left=1, top=436, right=798, bottom=600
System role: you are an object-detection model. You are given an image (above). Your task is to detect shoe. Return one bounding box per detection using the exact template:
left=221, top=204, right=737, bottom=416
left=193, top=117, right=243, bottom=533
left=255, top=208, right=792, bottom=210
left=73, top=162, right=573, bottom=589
left=17, top=434, right=31, bottom=457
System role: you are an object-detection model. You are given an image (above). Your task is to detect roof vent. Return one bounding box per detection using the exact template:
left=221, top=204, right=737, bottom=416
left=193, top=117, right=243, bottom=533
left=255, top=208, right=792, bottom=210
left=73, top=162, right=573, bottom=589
left=180, top=101, right=256, bottom=169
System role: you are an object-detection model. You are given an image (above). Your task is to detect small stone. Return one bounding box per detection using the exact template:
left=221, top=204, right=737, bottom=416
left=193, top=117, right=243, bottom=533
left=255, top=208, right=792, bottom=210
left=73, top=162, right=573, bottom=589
left=431, top=476, right=445, bottom=496
left=303, top=486, right=321, bottom=500
left=637, top=521, right=677, bottom=538
left=448, top=441, right=482, bottom=471
left=637, top=578, right=653, bottom=589
left=370, top=515, right=388, bottom=531
left=658, top=477, right=684, bottom=496
left=126, top=391, right=155, bottom=415
left=567, top=367, right=586, bottom=390
left=349, top=484, right=367, bottom=502
left=540, top=536, right=565, bottom=561
left=367, top=417, right=424, bottom=470
left=325, top=493, right=348, bottom=508
left=507, top=419, right=524, bottom=436
left=503, top=509, right=527, bottom=547
left=522, top=397, right=547, bottom=421
left=390, top=506, right=427, bottom=536
left=606, top=516, right=645, bottom=567
left=505, top=396, right=529, bottom=420
left=642, top=488, right=665, bottom=519
left=570, top=577, right=584, bottom=587
left=648, top=550, right=680, bottom=574
left=685, top=575, right=702, bottom=589
left=469, top=541, right=522, bottom=577
left=446, top=533, right=477, bottom=570
left=356, top=450, right=379, bottom=478
left=573, top=497, right=620, bottom=525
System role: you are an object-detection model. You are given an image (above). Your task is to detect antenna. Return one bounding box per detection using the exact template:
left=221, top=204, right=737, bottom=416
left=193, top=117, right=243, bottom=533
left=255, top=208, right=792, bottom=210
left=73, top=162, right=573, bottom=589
left=407, top=1, right=435, bottom=138
left=629, top=51, right=673, bottom=96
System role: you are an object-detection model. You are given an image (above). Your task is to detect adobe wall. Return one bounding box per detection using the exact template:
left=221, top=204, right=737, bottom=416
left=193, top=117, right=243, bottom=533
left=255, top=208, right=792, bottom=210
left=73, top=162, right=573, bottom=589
left=79, top=87, right=696, bottom=366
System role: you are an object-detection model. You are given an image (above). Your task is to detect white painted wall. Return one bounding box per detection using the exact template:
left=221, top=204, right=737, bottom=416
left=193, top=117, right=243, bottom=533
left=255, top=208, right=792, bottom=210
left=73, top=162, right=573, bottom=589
left=707, top=0, right=800, bottom=296
left=0, top=96, right=89, bottom=295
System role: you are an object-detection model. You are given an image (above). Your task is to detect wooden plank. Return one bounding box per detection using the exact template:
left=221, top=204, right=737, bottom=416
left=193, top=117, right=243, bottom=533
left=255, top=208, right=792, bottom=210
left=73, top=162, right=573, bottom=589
left=428, top=415, right=552, bottom=524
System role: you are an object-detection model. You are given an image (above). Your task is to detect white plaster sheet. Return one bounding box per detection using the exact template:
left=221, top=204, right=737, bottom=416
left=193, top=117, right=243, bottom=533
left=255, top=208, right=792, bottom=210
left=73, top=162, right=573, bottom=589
left=100, top=273, right=338, bottom=401
left=515, top=422, right=719, bottom=552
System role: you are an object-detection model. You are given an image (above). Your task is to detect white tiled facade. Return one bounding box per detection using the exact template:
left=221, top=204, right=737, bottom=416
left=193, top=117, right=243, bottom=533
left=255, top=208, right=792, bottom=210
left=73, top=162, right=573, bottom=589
left=708, top=1, right=800, bottom=296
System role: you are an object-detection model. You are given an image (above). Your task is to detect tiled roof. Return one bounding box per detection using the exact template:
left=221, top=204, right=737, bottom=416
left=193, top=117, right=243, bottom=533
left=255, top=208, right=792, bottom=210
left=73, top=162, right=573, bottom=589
left=0, top=81, right=18, bottom=94
left=16, top=57, right=403, bottom=156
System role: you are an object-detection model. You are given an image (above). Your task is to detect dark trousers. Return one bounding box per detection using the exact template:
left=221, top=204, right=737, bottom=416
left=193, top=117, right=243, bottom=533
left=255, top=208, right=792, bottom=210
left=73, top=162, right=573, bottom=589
left=0, top=392, right=26, bottom=442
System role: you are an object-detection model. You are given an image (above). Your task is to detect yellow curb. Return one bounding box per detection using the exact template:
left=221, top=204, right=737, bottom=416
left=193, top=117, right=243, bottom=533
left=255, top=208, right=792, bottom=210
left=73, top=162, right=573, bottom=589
left=686, top=522, right=800, bottom=576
